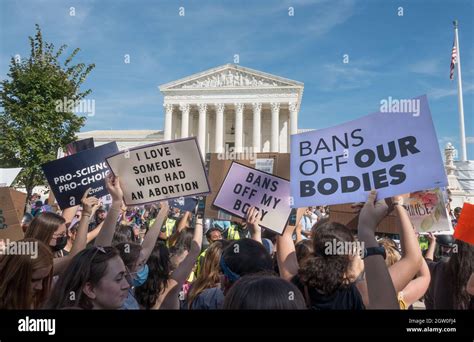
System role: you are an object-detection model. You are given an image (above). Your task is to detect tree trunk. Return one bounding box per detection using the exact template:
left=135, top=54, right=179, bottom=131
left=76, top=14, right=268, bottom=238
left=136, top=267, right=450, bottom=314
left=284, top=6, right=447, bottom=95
left=24, top=181, right=34, bottom=215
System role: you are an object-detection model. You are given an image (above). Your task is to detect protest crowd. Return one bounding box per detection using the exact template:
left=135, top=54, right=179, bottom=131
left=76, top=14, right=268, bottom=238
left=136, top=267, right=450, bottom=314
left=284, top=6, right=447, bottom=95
left=0, top=169, right=472, bottom=311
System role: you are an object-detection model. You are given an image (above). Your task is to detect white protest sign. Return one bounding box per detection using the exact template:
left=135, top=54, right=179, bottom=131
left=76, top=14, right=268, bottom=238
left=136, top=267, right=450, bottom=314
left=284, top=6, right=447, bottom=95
left=403, top=188, right=453, bottom=234
left=0, top=168, right=22, bottom=187
left=213, top=162, right=292, bottom=234
left=106, top=137, right=210, bottom=206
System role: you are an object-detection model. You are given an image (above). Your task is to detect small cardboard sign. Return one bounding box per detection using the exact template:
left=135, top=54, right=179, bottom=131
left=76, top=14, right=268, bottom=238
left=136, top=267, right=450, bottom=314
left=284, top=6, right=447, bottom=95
left=0, top=187, right=27, bottom=242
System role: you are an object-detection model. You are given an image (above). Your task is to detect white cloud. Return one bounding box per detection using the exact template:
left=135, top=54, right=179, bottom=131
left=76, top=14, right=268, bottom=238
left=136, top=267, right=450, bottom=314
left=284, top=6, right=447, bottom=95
left=428, top=82, right=474, bottom=100
left=319, top=63, right=376, bottom=91
left=408, top=58, right=441, bottom=76
left=467, top=137, right=474, bottom=144
left=303, top=0, right=356, bottom=37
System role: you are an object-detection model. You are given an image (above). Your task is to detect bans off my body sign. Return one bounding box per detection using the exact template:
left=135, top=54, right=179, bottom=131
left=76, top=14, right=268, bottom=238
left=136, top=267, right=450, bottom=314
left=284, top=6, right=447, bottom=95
left=290, top=95, right=447, bottom=207
left=213, top=162, right=292, bottom=234
left=106, top=137, right=210, bottom=205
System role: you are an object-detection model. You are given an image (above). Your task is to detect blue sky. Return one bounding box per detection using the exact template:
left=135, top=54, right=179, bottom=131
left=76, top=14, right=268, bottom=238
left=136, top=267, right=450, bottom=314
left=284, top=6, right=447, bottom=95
left=1, top=0, right=473, bottom=158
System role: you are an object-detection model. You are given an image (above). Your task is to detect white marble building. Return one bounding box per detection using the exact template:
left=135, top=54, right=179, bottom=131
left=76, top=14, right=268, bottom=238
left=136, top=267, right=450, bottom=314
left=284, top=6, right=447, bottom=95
left=159, top=64, right=304, bottom=156
left=76, top=130, right=163, bottom=150
left=444, top=143, right=474, bottom=207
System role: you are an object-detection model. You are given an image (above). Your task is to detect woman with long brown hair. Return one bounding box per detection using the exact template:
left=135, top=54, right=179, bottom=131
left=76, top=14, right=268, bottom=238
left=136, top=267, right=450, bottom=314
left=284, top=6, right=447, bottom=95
left=45, top=246, right=130, bottom=309
left=24, top=188, right=100, bottom=275
left=0, top=238, right=53, bottom=309
left=187, top=239, right=230, bottom=309
left=425, top=236, right=474, bottom=309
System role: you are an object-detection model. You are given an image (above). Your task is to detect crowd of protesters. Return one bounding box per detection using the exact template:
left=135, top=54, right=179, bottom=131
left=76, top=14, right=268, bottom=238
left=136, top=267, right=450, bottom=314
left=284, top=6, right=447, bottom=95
left=0, top=173, right=472, bottom=310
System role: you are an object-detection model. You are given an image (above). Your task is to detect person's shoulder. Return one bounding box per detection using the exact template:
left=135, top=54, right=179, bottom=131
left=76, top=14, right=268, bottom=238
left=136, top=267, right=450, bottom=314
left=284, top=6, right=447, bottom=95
left=191, top=287, right=224, bottom=310
left=425, top=258, right=447, bottom=272
left=122, top=289, right=140, bottom=310
left=336, top=283, right=365, bottom=309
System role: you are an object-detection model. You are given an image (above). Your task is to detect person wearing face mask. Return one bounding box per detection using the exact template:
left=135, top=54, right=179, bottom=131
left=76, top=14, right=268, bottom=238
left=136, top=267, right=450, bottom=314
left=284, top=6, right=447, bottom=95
left=25, top=188, right=101, bottom=276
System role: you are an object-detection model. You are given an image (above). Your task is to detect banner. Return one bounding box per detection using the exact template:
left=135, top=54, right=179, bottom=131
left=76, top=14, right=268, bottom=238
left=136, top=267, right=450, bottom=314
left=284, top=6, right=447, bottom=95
left=106, top=137, right=210, bottom=206
left=291, top=95, right=447, bottom=207
left=42, top=142, right=118, bottom=209
left=403, top=188, right=453, bottom=233
left=213, top=162, right=292, bottom=234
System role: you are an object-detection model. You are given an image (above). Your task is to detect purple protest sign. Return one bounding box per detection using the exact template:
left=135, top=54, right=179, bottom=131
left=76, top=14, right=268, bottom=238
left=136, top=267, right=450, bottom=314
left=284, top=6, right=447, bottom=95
left=213, top=162, right=292, bottom=234
left=291, top=95, right=448, bottom=207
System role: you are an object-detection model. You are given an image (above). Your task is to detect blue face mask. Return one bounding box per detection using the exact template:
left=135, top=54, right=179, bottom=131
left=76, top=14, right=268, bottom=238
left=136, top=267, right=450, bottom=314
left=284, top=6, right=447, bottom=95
left=132, top=264, right=149, bottom=287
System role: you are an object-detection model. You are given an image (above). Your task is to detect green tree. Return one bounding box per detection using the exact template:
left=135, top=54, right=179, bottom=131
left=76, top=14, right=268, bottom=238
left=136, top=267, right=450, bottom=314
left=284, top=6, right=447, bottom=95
left=0, top=24, right=95, bottom=205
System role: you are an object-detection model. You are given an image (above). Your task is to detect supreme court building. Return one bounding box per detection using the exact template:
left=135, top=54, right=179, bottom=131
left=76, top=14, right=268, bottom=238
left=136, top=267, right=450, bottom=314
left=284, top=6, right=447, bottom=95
left=159, top=64, right=304, bottom=156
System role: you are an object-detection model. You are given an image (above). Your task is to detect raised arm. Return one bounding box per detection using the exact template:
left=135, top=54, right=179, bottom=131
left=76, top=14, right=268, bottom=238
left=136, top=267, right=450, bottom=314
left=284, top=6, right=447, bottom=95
left=399, top=259, right=431, bottom=307
left=86, top=221, right=104, bottom=243
left=167, top=211, right=191, bottom=247
left=94, top=173, right=123, bottom=247
left=277, top=207, right=305, bottom=281
left=425, top=233, right=436, bottom=261
left=141, top=202, right=169, bottom=263
left=54, top=189, right=99, bottom=275
left=61, top=205, right=80, bottom=225
left=246, top=206, right=262, bottom=244
left=388, top=195, right=423, bottom=292
left=295, top=220, right=304, bottom=244
left=358, top=190, right=398, bottom=309
left=157, top=216, right=203, bottom=309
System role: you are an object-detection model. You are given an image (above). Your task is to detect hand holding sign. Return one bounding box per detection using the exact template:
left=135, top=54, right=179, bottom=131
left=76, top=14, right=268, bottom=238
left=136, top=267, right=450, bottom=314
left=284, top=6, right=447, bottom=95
left=246, top=206, right=262, bottom=242
left=359, top=190, right=389, bottom=234
left=105, top=173, right=123, bottom=202
left=427, top=232, right=436, bottom=245
left=81, top=188, right=100, bottom=216
left=159, top=200, right=170, bottom=213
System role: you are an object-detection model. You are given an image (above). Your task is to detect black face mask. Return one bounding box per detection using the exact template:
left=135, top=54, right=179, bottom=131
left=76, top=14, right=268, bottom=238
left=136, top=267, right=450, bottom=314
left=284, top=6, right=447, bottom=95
left=51, top=236, right=68, bottom=252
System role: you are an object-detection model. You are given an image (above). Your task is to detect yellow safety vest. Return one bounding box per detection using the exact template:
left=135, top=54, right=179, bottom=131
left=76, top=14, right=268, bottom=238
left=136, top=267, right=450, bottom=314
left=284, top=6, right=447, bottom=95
left=164, top=218, right=176, bottom=238
left=195, top=249, right=207, bottom=278
left=227, top=225, right=240, bottom=240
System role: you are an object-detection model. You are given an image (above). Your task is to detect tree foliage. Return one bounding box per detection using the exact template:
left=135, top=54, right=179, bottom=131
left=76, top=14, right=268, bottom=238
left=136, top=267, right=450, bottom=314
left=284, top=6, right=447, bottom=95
left=0, top=24, right=95, bottom=197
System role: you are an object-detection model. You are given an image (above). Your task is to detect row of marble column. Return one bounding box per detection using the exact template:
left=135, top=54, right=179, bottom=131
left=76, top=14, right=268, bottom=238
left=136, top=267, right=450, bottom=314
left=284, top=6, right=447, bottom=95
left=164, top=102, right=298, bottom=155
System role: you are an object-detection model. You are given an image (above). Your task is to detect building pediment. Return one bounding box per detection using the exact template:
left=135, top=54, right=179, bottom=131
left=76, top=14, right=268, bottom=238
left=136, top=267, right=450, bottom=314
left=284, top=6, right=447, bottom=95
left=159, top=64, right=303, bottom=91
